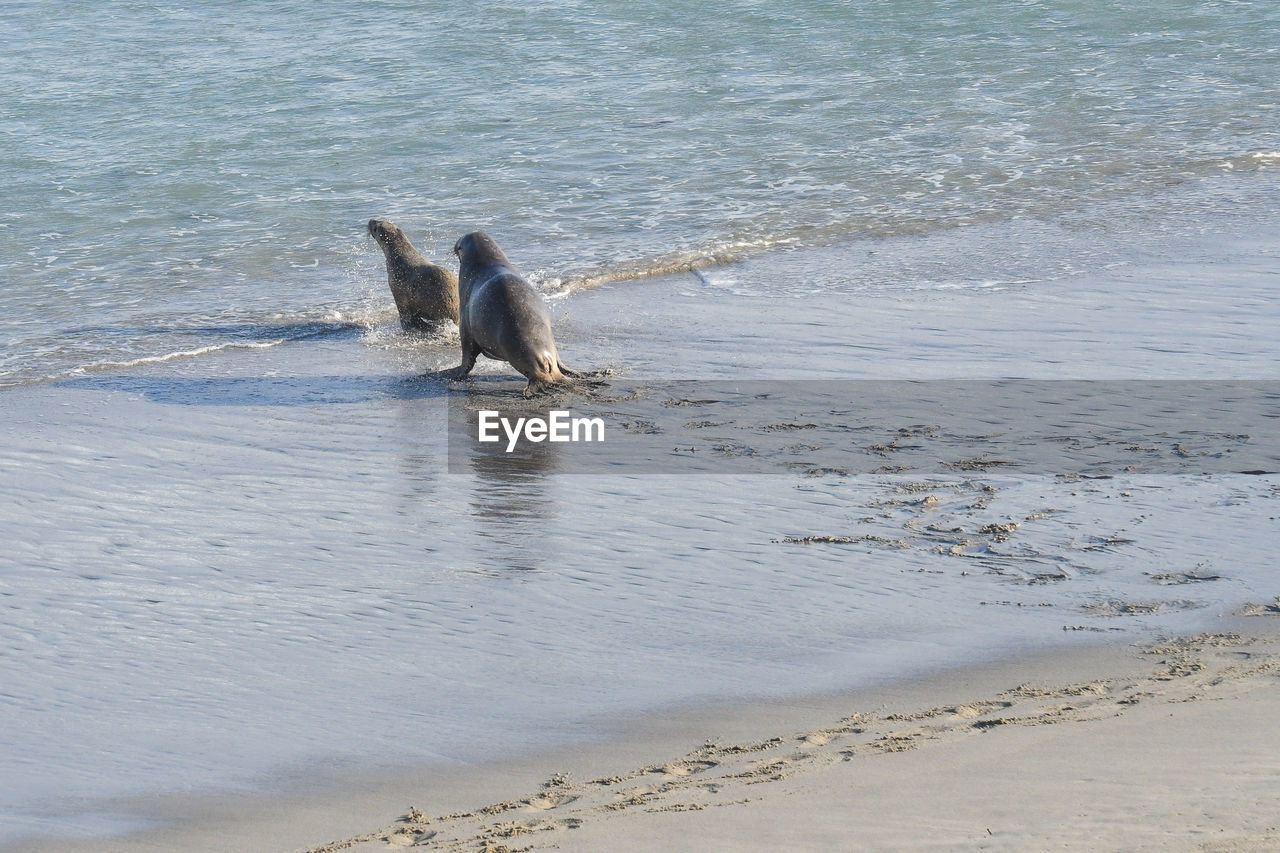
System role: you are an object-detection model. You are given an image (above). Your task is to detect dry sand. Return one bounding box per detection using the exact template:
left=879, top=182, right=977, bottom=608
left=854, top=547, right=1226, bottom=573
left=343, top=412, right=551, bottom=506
left=15, top=616, right=1278, bottom=853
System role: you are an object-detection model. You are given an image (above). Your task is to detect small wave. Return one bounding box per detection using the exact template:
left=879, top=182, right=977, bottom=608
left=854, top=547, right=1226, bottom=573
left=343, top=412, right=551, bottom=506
left=33, top=340, right=291, bottom=388
left=1, top=320, right=364, bottom=390
left=0, top=341, right=286, bottom=390
left=532, top=211, right=1074, bottom=297
left=80, top=339, right=286, bottom=370
left=1217, top=151, right=1280, bottom=172
left=536, top=153, right=1280, bottom=298
left=538, top=236, right=802, bottom=297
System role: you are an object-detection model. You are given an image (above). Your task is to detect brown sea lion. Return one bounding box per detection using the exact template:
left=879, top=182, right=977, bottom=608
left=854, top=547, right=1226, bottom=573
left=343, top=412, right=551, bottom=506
left=445, top=231, right=588, bottom=396
left=368, top=218, right=460, bottom=329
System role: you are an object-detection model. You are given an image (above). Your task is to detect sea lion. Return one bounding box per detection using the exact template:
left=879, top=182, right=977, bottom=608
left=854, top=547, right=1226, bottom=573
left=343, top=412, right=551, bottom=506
left=445, top=231, right=586, bottom=396
left=367, top=218, right=460, bottom=329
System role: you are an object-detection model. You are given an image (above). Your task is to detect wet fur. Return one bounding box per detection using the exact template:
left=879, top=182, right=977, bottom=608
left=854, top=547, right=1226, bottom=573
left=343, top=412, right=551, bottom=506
left=447, top=231, right=585, bottom=396
left=367, top=219, right=459, bottom=329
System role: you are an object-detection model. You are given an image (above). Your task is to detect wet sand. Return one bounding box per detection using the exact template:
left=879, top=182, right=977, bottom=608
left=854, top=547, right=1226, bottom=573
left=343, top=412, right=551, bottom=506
left=313, top=621, right=1280, bottom=853
left=11, top=619, right=1279, bottom=853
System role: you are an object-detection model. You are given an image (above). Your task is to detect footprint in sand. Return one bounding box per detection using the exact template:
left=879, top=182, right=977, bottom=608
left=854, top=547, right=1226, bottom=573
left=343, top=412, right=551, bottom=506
left=486, top=816, right=584, bottom=839
left=660, top=759, right=718, bottom=778
left=384, top=828, right=434, bottom=847
left=525, top=791, right=579, bottom=811
left=870, top=730, right=925, bottom=753
left=609, top=786, right=662, bottom=810
left=950, top=700, right=1014, bottom=719
left=735, top=755, right=803, bottom=782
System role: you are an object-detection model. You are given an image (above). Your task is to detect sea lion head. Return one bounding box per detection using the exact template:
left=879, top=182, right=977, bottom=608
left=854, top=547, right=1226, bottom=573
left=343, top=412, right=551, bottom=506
left=453, top=231, right=511, bottom=268
left=367, top=218, right=409, bottom=251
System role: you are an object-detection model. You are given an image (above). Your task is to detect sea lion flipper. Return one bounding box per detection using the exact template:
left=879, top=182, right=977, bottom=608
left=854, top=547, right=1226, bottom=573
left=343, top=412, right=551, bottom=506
left=435, top=341, right=479, bottom=382
left=558, top=362, right=612, bottom=384
left=445, top=359, right=477, bottom=381
left=423, top=364, right=468, bottom=382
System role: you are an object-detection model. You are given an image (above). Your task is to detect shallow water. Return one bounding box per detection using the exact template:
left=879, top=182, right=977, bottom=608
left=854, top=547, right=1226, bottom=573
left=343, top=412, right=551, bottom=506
left=3, top=1, right=1279, bottom=386
left=3, top=1, right=1280, bottom=846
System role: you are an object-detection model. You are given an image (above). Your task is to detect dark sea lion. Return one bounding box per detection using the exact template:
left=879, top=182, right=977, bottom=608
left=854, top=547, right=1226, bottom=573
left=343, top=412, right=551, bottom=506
left=368, top=218, right=460, bottom=329
left=446, top=231, right=588, bottom=396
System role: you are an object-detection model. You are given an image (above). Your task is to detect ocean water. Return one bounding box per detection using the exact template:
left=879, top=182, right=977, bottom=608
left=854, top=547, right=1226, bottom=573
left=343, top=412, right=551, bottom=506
left=3, top=0, right=1279, bottom=387
left=3, top=1, right=1280, bottom=847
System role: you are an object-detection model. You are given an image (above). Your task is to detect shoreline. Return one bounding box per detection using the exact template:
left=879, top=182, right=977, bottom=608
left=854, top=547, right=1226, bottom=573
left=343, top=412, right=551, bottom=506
left=7, top=617, right=1277, bottom=852
left=6, top=166, right=1280, bottom=393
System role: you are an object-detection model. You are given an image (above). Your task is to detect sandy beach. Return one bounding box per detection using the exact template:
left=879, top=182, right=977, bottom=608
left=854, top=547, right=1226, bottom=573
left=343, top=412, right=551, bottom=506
left=8, top=618, right=1275, bottom=853
left=308, top=620, right=1280, bottom=853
